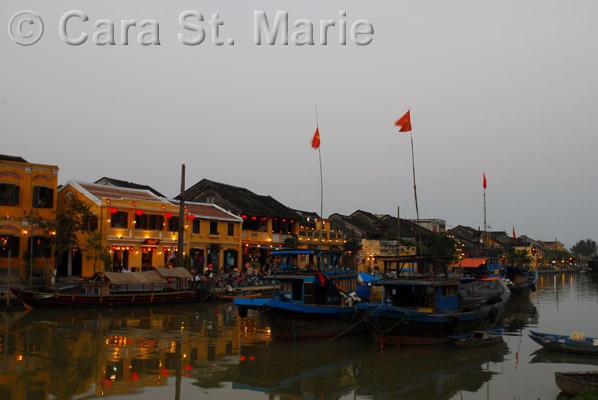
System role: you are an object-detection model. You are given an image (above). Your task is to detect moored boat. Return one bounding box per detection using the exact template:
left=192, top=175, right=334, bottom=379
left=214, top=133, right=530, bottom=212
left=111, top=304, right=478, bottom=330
left=356, top=256, right=511, bottom=346
left=504, top=266, right=538, bottom=295
left=555, top=371, right=598, bottom=396
left=11, top=267, right=200, bottom=309
left=528, top=330, right=598, bottom=355
left=450, top=327, right=504, bottom=348
left=234, top=250, right=370, bottom=340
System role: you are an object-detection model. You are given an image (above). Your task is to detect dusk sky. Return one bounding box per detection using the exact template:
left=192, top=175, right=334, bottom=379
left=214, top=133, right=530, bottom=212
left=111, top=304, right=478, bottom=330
left=2, top=1, right=597, bottom=249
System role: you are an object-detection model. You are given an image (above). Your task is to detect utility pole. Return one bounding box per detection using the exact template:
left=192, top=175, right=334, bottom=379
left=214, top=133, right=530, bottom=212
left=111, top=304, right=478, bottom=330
left=178, top=164, right=186, bottom=268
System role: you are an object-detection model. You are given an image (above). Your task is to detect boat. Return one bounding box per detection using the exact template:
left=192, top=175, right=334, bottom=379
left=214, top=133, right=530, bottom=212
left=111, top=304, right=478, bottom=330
left=450, top=327, right=504, bottom=348
left=234, top=250, right=371, bottom=340
left=355, top=256, right=511, bottom=346
left=504, top=266, right=538, bottom=295
left=213, top=289, right=264, bottom=301
left=528, top=330, right=598, bottom=355
left=11, top=267, right=200, bottom=309
left=554, top=371, right=598, bottom=396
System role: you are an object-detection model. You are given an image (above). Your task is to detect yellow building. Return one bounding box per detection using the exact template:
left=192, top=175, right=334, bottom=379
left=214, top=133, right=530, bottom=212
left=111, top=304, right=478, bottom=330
left=57, top=181, right=242, bottom=277
left=0, top=155, right=58, bottom=284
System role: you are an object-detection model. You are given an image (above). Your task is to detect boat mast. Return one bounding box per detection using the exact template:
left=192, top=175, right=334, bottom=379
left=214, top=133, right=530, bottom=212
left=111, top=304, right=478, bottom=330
left=483, top=172, right=487, bottom=257
left=410, top=132, right=421, bottom=247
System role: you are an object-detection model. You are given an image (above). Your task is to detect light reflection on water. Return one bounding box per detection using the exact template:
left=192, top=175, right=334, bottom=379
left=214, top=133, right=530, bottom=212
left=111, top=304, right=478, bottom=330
left=1, top=272, right=597, bottom=400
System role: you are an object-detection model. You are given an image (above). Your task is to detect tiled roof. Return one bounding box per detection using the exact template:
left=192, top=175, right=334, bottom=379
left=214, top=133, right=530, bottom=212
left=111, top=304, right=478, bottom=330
left=181, top=202, right=241, bottom=222
left=0, top=154, right=28, bottom=163
left=76, top=181, right=167, bottom=202
left=182, top=179, right=300, bottom=219
left=95, top=177, right=166, bottom=198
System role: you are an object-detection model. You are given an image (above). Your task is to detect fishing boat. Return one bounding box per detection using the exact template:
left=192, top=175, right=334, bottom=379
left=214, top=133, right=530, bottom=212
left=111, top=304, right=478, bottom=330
left=11, top=267, right=200, bottom=309
left=450, top=327, right=504, bottom=348
left=234, top=250, right=369, bottom=340
left=356, top=256, right=511, bottom=346
left=554, top=371, right=598, bottom=396
left=528, top=330, right=598, bottom=355
left=504, top=266, right=538, bottom=295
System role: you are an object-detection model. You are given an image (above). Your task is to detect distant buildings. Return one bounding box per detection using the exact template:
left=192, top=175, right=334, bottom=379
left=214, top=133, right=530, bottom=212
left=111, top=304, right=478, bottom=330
left=0, top=153, right=572, bottom=283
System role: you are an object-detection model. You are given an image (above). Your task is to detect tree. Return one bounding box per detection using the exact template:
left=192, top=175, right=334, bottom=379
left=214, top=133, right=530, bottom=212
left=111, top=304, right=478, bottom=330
left=341, top=237, right=362, bottom=268
left=420, top=233, right=457, bottom=261
left=506, top=249, right=530, bottom=267
left=571, top=239, right=597, bottom=259
left=85, top=232, right=112, bottom=273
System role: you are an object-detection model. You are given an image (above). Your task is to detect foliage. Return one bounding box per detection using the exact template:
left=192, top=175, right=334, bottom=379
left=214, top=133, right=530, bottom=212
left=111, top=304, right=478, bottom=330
left=341, top=237, right=362, bottom=268
left=420, top=233, right=457, bottom=261
left=283, top=235, right=299, bottom=248
left=84, top=232, right=112, bottom=273
left=506, top=250, right=530, bottom=266
left=53, top=195, right=96, bottom=257
left=571, top=239, right=598, bottom=258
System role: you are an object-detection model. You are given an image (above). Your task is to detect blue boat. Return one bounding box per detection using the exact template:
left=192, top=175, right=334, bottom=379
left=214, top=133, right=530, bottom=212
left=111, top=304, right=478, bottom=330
left=528, top=330, right=598, bottom=355
left=504, top=266, right=539, bottom=295
left=234, top=250, right=374, bottom=340
left=356, top=256, right=511, bottom=346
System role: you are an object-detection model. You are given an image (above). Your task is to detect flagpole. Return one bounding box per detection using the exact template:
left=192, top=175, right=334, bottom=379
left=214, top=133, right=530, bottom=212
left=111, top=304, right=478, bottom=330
left=316, top=106, right=323, bottom=223
left=316, top=105, right=323, bottom=269
left=410, top=132, right=421, bottom=247
left=483, top=173, right=487, bottom=255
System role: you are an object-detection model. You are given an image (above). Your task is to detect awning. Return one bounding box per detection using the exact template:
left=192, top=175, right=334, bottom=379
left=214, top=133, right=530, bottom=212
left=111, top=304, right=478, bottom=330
left=453, top=258, right=488, bottom=268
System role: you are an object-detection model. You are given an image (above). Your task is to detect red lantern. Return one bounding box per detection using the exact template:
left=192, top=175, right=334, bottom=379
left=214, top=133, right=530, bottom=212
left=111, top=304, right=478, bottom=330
left=165, top=212, right=172, bottom=219
left=109, top=207, right=117, bottom=214
left=135, top=210, right=143, bottom=216
left=188, top=214, right=195, bottom=220
left=241, top=214, right=247, bottom=219
left=251, top=216, right=257, bottom=220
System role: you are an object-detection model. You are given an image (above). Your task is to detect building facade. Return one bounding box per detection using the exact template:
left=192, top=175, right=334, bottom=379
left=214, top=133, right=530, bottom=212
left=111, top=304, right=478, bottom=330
left=0, top=155, right=58, bottom=283
left=57, top=181, right=242, bottom=277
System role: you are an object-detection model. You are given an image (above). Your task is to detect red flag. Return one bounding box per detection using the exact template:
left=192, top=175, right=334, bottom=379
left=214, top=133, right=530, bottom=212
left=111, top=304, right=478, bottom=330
left=311, top=127, right=321, bottom=149
left=512, top=226, right=516, bottom=241
left=483, top=173, right=487, bottom=189
left=395, top=110, right=412, bottom=132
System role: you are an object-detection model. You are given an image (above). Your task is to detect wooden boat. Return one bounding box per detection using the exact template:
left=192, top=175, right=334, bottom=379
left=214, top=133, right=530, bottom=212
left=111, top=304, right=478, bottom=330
left=504, top=266, right=538, bottom=295
left=528, top=330, right=598, bottom=355
left=554, top=371, right=598, bottom=396
left=356, top=256, right=511, bottom=346
left=11, top=267, right=199, bottom=309
left=214, top=290, right=263, bottom=301
left=451, top=328, right=504, bottom=348
left=234, top=250, right=370, bottom=340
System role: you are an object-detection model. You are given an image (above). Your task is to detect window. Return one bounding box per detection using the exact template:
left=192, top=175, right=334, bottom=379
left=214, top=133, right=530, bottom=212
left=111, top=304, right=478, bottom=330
left=210, top=221, right=218, bottom=235
left=0, top=183, right=19, bottom=206
left=168, top=217, right=180, bottom=232
left=32, top=186, right=53, bottom=208
left=83, top=215, right=98, bottom=231
left=0, top=235, right=20, bottom=258
left=135, top=214, right=164, bottom=230
left=192, top=219, right=200, bottom=234
left=227, top=223, right=234, bottom=236
left=111, top=211, right=128, bottom=228
left=31, top=236, right=52, bottom=258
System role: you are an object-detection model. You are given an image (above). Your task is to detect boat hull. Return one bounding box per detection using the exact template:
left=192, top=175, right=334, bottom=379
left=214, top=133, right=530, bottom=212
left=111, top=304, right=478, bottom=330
left=359, top=304, right=503, bottom=346
left=529, top=330, right=598, bottom=355
left=235, top=298, right=364, bottom=339
left=12, top=288, right=198, bottom=309
left=555, top=371, right=598, bottom=396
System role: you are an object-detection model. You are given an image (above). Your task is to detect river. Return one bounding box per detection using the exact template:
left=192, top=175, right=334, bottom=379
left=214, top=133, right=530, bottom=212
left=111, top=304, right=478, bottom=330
left=0, top=272, right=596, bottom=400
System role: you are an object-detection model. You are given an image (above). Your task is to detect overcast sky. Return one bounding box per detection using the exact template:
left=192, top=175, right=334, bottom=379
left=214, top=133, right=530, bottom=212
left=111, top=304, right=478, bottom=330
left=2, top=1, right=597, bottom=249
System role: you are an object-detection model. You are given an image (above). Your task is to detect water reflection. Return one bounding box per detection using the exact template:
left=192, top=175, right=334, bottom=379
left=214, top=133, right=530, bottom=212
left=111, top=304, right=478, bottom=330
left=1, top=274, right=593, bottom=400
left=0, top=303, right=268, bottom=399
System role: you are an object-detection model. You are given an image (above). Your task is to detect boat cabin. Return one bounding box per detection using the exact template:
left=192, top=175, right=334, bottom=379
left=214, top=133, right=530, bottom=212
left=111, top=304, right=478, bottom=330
left=84, top=267, right=192, bottom=295
left=271, top=250, right=358, bottom=306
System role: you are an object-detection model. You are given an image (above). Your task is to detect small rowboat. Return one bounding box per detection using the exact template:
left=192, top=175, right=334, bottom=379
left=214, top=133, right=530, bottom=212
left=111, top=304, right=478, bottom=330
left=451, top=328, right=504, bottom=348
left=555, top=371, right=598, bottom=396
left=528, top=330, right=598, bottom=355
left=214, top=291, right=263, bottom=301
